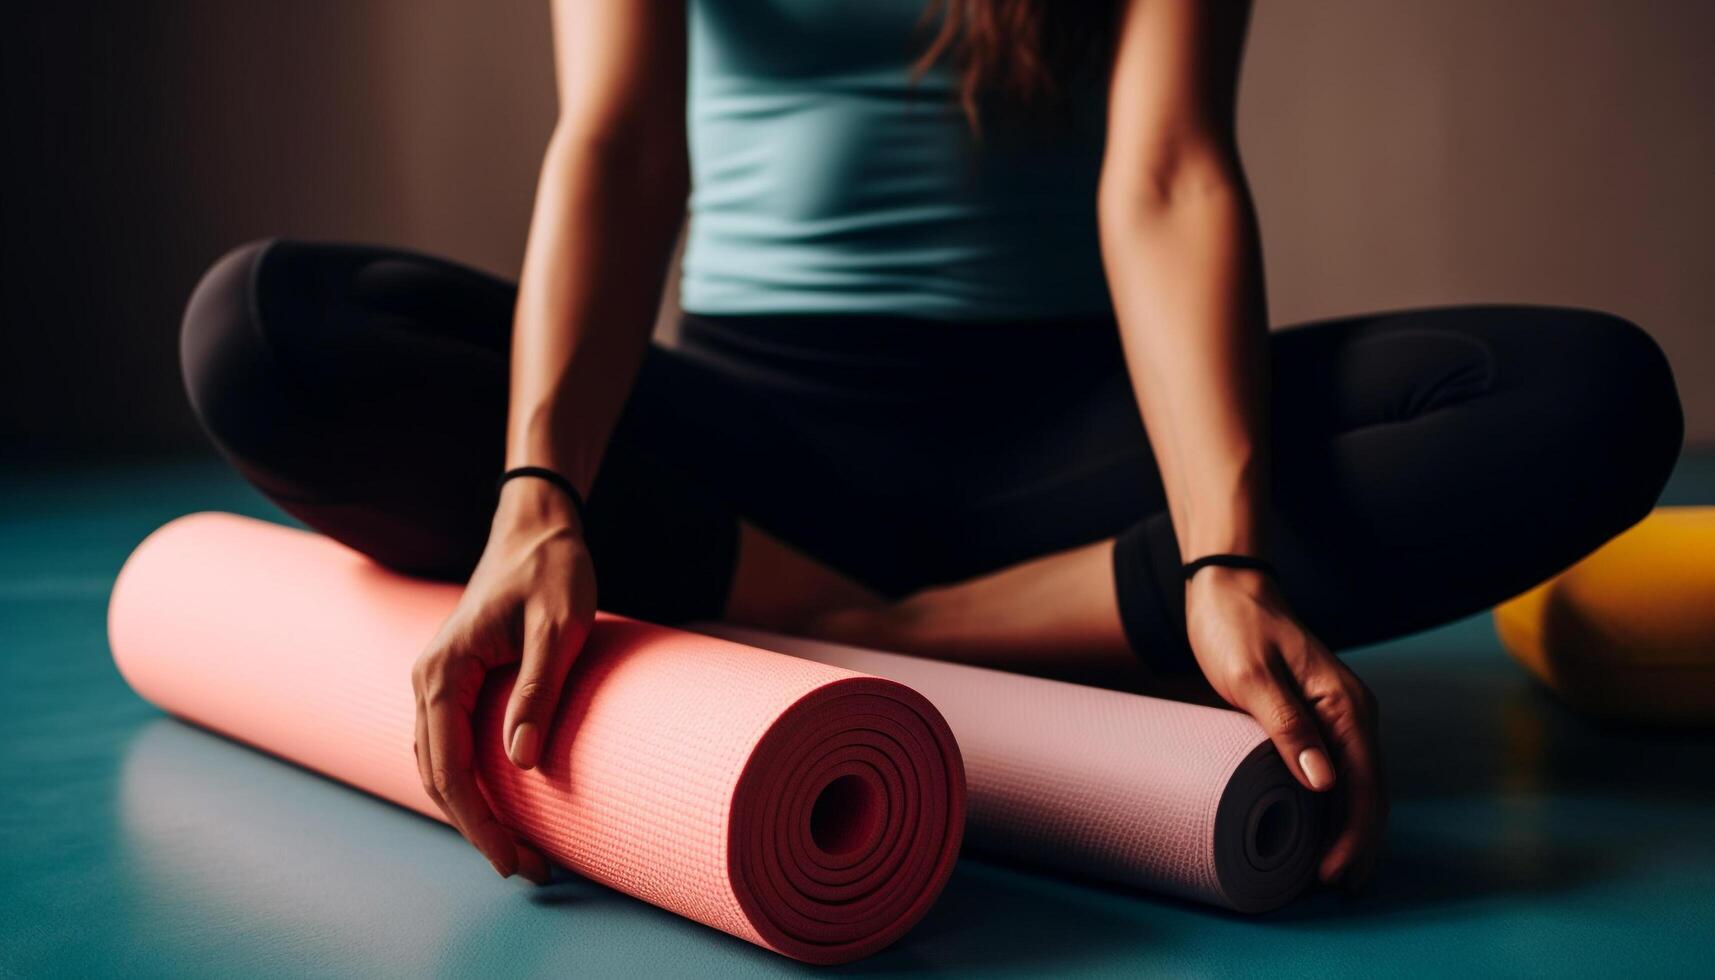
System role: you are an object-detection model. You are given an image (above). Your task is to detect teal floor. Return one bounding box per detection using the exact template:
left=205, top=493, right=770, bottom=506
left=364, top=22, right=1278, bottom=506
left=4, top=456, right=1713, bottom=978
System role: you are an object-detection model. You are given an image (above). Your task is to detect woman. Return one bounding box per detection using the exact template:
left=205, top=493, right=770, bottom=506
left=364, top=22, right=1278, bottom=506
left=181, top=1, right=1681, bottom=895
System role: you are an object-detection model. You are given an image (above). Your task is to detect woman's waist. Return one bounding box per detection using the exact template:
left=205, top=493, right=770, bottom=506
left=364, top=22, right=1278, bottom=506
left=674, top=310, right=1128, bottom=404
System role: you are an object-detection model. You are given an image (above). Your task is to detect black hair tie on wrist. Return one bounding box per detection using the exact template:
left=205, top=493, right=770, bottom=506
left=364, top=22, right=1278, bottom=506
left=495, top=466, right=589, bottom=529
left=1182, top=553, right=1277, bottom=581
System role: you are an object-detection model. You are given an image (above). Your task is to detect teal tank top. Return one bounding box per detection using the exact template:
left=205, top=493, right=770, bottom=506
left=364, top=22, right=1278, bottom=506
left=681, top=0, right=1111, bottom=321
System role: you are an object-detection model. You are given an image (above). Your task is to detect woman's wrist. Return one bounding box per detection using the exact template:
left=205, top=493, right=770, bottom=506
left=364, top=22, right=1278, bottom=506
left=1178, top=489, right=1267, bottom=561
left=494, top=475, right=584, bottom=536
left=1185, top=564, right=1284, bottom=621
left=1182, top=553, right=1276, bottom=582
left=1188, top=562, right=1272, bottom=593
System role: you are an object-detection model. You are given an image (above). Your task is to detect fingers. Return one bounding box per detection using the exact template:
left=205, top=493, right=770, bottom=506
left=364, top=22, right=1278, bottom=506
left=416, top=675, right=555, bottom=886
left=418, top=649, right=520, bottom=878
left=413, top=639, right=458, bottom=827
left=1314, top=716, right=1385, bottom=888
left=414, top=691, right=439, bottom=811
left=502, top=595, right=583, bottom=770
left=1230, top=658, right=1337, bottom=793
left=412, top=557, right=575, bottom=886
left=1287, top=645, right=1387, bottom=888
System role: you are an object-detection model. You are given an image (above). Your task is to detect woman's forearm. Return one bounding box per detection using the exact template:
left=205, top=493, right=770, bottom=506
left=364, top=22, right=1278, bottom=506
left=1098, top=153, right=1271, bottom=560
left=505, top=121, right=689, bottom=496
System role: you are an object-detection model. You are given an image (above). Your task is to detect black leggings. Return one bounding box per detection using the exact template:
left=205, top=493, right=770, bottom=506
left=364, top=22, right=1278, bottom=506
left=180, top=239, right=1683, bottom=672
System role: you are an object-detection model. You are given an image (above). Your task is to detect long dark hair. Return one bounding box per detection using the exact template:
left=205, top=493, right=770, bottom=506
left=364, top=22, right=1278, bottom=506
left=915, top=0, right=1121, bottom=130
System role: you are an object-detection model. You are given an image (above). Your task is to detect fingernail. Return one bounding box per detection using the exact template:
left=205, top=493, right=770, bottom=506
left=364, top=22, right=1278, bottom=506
left=490, top=857, right=515, bottom=879
left=1299, top=748, right=1335, bottom=790
left=509, top=722, right=541, bottom=769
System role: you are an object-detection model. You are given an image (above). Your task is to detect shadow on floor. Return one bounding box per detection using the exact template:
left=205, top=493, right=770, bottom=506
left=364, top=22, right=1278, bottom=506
left=117, top=718, right=1155, bottom=976
left=1361, top=645, right=1715, bottom=807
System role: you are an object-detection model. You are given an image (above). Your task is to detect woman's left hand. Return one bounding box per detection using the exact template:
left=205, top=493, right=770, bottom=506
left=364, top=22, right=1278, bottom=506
left=1184, top=566, right=1386, bottom=892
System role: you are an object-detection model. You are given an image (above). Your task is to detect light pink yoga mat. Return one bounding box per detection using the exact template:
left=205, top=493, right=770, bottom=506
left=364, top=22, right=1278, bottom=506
left=108, top=514, right=964, bottom=965
left=703, top=625, right=1322, bottom=912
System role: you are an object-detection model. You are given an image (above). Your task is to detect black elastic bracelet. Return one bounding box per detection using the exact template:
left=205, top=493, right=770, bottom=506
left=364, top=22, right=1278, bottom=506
left=496, top=466, right=589, bottom=529
left=1182, top=553, right=1277, bottom=581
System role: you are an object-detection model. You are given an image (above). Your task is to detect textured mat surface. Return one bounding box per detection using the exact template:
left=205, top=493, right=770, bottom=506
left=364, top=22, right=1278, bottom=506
left=107, top=513, right=963, bottom=964
left=4, top=454, right=1714, bottom=978
left=706, top=625, right=1319, bottom=911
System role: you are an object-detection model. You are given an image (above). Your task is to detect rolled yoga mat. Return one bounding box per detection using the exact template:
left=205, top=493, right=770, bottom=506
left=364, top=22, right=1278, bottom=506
left=107, top=513, right=964, bottom=965
left=702, top=625, right=1323, bottom=913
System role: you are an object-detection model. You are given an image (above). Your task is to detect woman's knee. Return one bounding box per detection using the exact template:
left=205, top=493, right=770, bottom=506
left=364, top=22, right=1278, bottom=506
left=180, top=238, right=298, bottom=465
left=1549, top=309, right=1684, bottom=528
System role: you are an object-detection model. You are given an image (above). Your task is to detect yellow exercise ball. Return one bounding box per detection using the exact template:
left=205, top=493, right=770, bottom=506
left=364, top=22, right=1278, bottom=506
left=1493, top=506, right=1715, bottom=726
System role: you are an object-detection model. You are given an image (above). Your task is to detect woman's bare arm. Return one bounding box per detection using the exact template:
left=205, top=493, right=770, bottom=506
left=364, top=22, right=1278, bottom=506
left=1098, top=0, right=1385, bottom=890
left=508, top=0, right=690, bottom=491
left=1099, top=0, right=1264, bottom=564
left=410, top=1, right=687, bottom=881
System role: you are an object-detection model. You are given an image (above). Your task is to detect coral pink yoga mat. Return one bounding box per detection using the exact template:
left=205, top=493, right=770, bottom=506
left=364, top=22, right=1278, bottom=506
left=703, top=626, right=1323, bottom=912
left=108, top=514, right=964, bottom=965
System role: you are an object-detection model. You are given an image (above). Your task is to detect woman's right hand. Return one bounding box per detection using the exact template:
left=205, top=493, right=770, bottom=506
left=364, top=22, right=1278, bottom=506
left=1184, top=566, right=1387, bottom=892
left=411, top=477, right=597, bottom=882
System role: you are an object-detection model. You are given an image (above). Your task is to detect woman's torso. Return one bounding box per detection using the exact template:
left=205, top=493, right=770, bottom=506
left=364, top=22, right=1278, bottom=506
left=681, top=0, right=1112, bottom=321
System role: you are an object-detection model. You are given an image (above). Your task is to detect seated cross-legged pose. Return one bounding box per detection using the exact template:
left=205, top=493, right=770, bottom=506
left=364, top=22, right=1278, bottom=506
left=181, top=1, right=1682, bottom=891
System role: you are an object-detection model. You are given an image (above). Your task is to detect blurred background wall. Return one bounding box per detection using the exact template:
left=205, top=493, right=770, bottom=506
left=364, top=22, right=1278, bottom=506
left=5, top=0, right=1711, bottom=457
